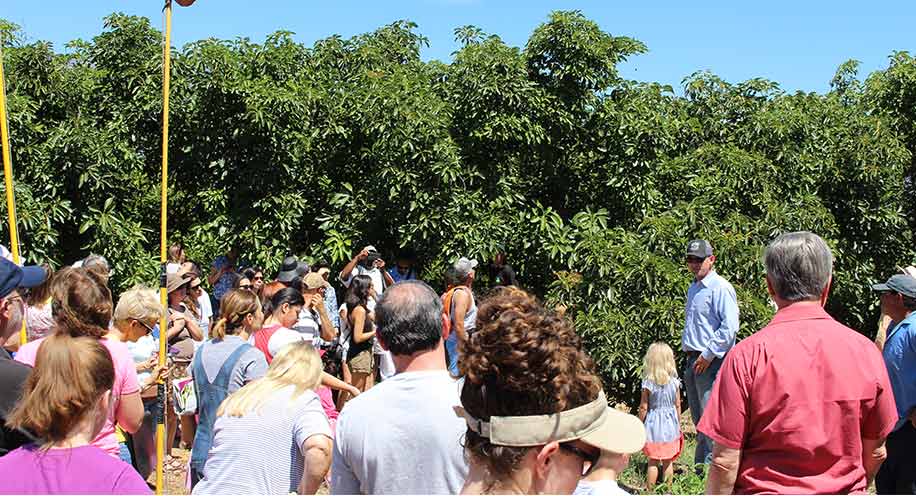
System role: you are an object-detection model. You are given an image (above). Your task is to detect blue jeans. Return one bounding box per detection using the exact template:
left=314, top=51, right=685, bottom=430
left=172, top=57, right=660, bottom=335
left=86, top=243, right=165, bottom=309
left=684, top=352, right=723, bottom=465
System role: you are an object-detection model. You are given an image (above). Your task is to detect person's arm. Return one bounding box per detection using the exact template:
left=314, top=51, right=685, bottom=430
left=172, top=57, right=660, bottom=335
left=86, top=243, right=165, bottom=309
left=299, top=434, right=333, bottom=495
left=339, top=249, right=368, bottom=284
left=166, top=312, right=187, bottom=340
left=321, top=372, right=360, bottom=398
left=351, top=306, right=375, bottom=344
left=312, top=294, right=337, bottom=342
left=696, top=285, right=739, bottom=373
left=451, top=290, right=470, bottom=341
left=706, top=444, right=741, bottom=494
left=207, top=261, right=225, bottom=286
left=183, top=313, right=203, bottom=341
left=638, top=388, right=650, bottom=422
left=379, top=260, right=395, bottom=287
left=116, top=391, right=144, bottom=434
left=675, top=385, right=682, bottom=419
left=861, top=436, right=887, bottom=486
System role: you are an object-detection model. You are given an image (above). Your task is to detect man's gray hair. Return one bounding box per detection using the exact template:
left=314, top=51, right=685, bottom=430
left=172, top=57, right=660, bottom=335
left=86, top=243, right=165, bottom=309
left=764, top=231, right=834, bottom=302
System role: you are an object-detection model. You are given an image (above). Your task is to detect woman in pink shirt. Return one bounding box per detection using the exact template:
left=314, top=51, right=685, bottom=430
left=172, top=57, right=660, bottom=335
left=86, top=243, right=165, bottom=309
left=15, top=267, right=144, bottom=458
left=1, top=334, right=150, bottom=494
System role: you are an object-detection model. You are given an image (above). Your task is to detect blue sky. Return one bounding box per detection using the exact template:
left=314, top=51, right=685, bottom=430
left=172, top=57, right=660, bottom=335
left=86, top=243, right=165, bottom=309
left=5, top=1, right=915, bottom=94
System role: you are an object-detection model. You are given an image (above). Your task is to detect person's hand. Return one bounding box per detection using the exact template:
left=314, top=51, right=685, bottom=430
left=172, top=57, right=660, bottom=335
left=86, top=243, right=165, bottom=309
left=693, top=355, right=711, bottom=374
left=139, top=356, right=158, bottom=372
left=374, top=258, right=386, bottom=270
left=309, top=293, right=324, bottom=311
left=356, top=248, right=369, bottom=261
left=347, top=385, right=361, bottom=398
left=149, top=364, right=170, bottom=383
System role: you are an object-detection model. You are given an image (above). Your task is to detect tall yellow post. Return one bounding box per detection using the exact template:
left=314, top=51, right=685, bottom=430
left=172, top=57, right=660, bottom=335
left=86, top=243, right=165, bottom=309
left=0, top=45, right=27, bottom=345
left=155, top=1, right=172, bottom=493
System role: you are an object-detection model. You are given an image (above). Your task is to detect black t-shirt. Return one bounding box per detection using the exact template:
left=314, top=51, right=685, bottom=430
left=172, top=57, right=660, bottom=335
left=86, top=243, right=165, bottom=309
left=0, top=350, right=34, bottom=456
left=491, top=264, right=518, bottom=287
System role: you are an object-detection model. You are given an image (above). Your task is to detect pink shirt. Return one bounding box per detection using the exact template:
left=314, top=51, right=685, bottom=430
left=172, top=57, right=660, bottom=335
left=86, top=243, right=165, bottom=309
left=698, top=303, right=898, bottom=494
left=15, top=337, right=141, bottom=458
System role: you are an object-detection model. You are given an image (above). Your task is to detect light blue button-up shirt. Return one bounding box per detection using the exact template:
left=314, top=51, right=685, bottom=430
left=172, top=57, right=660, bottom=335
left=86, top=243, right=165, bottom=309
left=682, top=270, right=739, bottom=361
left=882, top=311, right=916, bottom=432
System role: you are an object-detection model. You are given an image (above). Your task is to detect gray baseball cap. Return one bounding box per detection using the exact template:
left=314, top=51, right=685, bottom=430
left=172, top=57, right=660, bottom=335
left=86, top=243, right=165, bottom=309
left=872, top=274, right=916, bottom=298
left=686, top=240, right=713, bottom=259
left=452, top=257, right=478, bottom=279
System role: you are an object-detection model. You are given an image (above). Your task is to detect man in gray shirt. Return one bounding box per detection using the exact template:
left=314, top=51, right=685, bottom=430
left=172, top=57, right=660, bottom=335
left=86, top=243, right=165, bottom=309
left=331, top=281, right=469, bottom=494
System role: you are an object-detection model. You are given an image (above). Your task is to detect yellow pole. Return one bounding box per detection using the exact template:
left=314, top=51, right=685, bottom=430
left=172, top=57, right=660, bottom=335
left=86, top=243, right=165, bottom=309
left=0, top=46, right=27, bottom=346
left=156, top=1, right=172, bottom=493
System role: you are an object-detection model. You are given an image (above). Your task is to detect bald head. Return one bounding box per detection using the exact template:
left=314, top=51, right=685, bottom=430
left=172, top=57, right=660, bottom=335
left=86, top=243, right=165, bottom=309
left=376, top=281, right=443, bottom=356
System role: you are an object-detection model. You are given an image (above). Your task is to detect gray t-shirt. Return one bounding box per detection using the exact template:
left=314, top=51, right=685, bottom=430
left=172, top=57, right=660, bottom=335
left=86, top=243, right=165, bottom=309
left=192, top=387, right=332, bottom=494
left=194, top=336, right=268, bottom=394
left=331, top=370, right=469, bottom=495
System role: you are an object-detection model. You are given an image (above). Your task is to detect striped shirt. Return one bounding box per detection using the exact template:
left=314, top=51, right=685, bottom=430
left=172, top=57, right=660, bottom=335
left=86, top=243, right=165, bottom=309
left=192, top=386, right=332, bottom=494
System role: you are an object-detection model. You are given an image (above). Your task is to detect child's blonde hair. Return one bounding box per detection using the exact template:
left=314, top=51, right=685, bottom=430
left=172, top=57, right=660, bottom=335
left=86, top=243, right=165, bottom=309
left=642, top=342, right=677, bottom=386
left=217, top=341, right=322, bottom=417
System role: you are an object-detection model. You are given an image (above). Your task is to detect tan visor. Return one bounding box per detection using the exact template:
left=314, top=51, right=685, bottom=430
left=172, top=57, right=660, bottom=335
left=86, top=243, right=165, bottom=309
left=454, top=391, right=646, bottom=454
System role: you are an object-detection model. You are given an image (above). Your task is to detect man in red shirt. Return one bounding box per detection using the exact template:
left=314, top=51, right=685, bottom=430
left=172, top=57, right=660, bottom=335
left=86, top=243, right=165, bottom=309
left=699, top=231, right=898, bottom=494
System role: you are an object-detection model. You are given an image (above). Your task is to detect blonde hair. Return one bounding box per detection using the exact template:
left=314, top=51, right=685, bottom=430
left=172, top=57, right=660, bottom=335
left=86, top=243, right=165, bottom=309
left=7, top=335, right=115, bottom=447
left=211, top=289, right=260, bottom=339
left=217, top=342, right=322, bottom=417
left=113, top=286, right=162, bottom=324
left=642, top=342, right=677, bottom=386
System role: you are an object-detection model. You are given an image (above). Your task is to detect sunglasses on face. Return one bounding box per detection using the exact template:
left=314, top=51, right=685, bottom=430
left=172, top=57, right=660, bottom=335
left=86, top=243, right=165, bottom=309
left=239, top=284, right=253, bottom=290
left=559, top=442, right=601, bottom=477
left=190, top=284, right=201, bottom=290
left=685, top=256, right=706, bottom=264
left=253, top=276, right=264, bottom=281
left=132, top=319, right=156, bottom=335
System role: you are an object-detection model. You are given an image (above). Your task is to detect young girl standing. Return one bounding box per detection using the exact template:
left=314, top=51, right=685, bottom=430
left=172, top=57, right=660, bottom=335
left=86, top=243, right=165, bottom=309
left=638, top=342, right=683, bottom=490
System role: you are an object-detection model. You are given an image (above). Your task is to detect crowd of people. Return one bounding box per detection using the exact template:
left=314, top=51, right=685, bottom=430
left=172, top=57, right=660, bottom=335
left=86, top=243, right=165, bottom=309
left=0, top=231, right=913, bottom=495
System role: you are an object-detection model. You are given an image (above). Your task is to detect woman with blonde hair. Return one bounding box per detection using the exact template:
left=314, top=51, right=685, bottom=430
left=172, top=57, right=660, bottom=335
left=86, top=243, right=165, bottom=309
left=637, top=342, right=682, bottom=490
left=108, top=286, right=168, bottom=465
left=192, top=342, right=333, bottom=495
left=189, top=289, right=268, bottom=487
left=0, top=334, right=151, bottom=494
left=15, top=267, right=144, bottom=459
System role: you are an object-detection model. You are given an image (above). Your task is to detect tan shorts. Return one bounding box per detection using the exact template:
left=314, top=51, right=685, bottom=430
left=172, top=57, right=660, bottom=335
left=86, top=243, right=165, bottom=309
left=347, top=349, right=374, bottom=374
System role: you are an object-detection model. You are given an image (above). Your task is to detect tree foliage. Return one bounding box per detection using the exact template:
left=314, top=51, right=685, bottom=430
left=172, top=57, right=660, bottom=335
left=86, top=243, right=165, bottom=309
left=2, top=12, right=914, bottom=403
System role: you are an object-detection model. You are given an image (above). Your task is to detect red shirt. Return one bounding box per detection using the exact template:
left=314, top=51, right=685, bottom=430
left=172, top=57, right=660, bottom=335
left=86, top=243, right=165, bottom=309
left=698, top=302, right=898, bottom=494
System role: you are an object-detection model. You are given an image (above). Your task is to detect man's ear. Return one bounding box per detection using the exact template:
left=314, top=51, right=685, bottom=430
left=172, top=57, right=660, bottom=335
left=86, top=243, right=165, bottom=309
left=819, top=276, right=832, bottom=307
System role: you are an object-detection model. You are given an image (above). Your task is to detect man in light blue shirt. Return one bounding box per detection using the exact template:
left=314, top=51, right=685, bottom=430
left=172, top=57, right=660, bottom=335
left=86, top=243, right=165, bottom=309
left=681, top=239, right=739, bottom=465
left=873, top=273, right=916, bottom=494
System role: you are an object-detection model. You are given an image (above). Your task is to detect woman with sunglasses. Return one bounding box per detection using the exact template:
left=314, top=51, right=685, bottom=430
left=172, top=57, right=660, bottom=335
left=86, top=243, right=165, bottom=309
left=189, top=289, right=269, bottom=487
left=457, top=287, right=628, bottom=495
left=243, top=267, right=265, bottom=297
left=183, top=269, right=211, bottom=340
left=109, top=286, right=169, bottom=465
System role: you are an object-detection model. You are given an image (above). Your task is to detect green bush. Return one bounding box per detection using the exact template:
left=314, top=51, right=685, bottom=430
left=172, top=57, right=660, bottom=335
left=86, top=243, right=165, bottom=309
left=1, top=13, right=914, bottom=404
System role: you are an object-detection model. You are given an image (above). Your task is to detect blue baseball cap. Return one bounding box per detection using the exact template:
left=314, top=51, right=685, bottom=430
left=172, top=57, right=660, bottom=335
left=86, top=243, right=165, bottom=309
left=872, top=274, right=916, bottom=299
left=0, top=257, right=48, bottom=299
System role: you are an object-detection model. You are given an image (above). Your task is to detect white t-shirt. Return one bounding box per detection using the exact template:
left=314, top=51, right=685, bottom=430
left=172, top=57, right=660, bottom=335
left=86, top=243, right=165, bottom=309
left=574, top=479, right=630, bottom=496
left=197, top=290, right=214, bottom=339
left=331, top=370, right=469, bottom=495
left=192, top=387, right=332, bottom=495
left=248, top=325, right=305, bottom=358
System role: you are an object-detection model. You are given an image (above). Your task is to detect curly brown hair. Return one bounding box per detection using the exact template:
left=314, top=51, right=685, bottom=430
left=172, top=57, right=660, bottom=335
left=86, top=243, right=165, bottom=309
left=458, top=287, right=603, bottom=480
